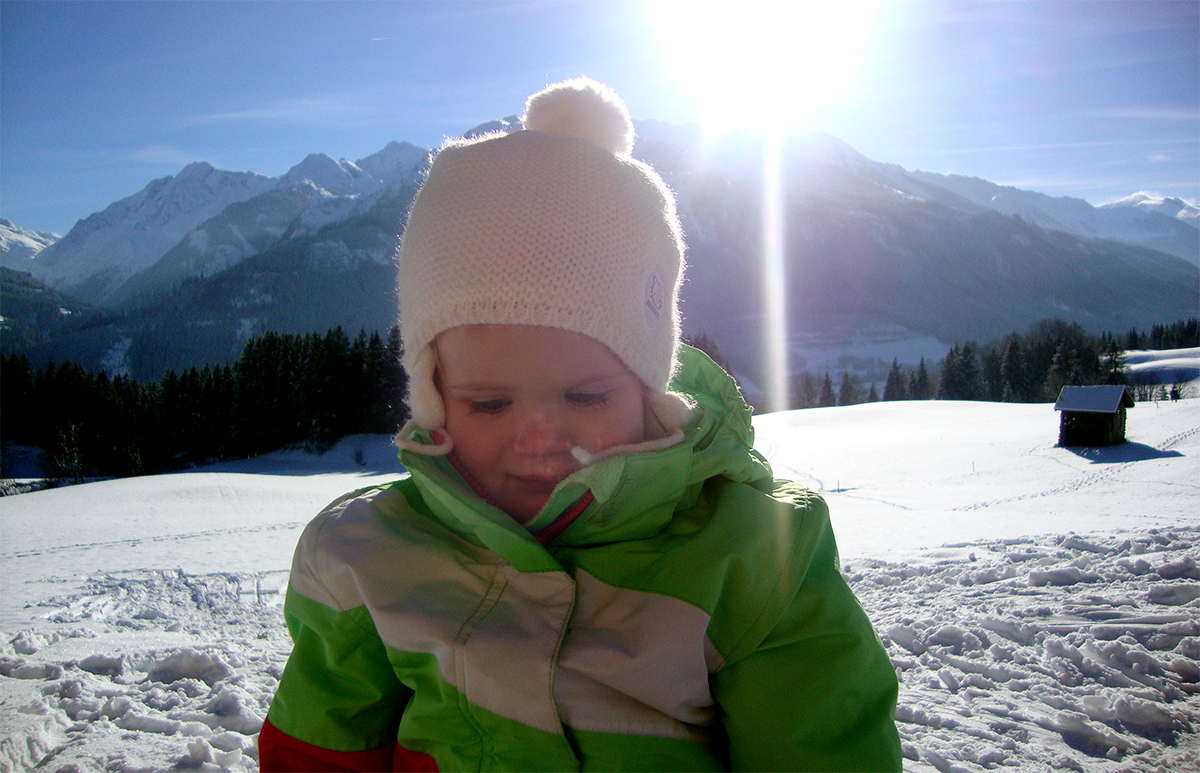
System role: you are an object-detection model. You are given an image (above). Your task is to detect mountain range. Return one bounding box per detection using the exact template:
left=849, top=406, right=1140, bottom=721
left=2, top=123, right=1197, bottom=388
left=0, top=219, right=61, bottom=269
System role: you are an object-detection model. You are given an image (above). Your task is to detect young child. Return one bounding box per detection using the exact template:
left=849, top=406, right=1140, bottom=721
left=261, top=78, right=901, bottom=772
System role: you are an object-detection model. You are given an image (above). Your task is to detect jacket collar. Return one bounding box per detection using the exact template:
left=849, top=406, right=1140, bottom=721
left=397, top=346, right=773, bottom=570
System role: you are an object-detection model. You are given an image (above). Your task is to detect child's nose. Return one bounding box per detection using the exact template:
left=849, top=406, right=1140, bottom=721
left=513, top=408, right=571, bottom=456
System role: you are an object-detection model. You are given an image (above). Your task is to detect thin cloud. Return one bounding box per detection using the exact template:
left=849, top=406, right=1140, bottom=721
left=191, top=95, right=370, bottom=125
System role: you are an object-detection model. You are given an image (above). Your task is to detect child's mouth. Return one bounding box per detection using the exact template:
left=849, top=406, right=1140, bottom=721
left=512, top=475, right=563, bottom=494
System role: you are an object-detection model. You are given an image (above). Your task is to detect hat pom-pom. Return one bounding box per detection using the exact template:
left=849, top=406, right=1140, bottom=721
left=522, top=77, right=634, bottom=157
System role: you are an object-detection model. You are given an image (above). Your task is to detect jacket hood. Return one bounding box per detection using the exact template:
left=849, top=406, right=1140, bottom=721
left=398, top=345, right=773, bottom=570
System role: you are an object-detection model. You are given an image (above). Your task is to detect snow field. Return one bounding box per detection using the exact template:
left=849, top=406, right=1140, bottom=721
left=1122, top=348, right=1200, bottom=389
left=0, top=570, right=290, bottom=771
left=1, top=402, right=1197, bottom=771
left=754, top=399, right=1200, bottom=562
left=850, top=528, right=1200, bottom=772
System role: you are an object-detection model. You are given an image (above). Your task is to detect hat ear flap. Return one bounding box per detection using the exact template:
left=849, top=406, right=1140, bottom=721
left=405, top=344, right=445, bottom=431
left=646, top=389, right=695, bottom=436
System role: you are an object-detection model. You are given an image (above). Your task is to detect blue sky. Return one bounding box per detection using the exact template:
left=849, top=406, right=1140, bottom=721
left=2, top=0, right=1197, bottom=236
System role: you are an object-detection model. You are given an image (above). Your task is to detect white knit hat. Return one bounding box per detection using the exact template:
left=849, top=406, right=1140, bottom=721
left=397, top=77, right=690, bottom=442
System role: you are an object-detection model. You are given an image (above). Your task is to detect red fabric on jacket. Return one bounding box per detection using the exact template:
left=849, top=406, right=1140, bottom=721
left=258, top=717, right=438, bottom=772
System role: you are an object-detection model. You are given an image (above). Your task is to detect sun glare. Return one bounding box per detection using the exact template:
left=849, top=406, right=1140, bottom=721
left=646, top=0, right=883, bottom=139
left=646, top=0, right=884, bottom=412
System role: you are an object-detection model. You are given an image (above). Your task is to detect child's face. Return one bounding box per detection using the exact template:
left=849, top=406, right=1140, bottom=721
left=436, top=324, right=647, bottom=523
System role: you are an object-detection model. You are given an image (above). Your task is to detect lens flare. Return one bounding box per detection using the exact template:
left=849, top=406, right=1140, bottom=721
left=646, top=0, right=883, bottom=139
left=762, top=125, right=789, bottom=412
left=646, top=0, right=885, bottom=412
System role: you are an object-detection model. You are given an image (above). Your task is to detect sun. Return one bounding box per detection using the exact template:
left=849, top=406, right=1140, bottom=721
left=645, top=0, right=885, bottom=140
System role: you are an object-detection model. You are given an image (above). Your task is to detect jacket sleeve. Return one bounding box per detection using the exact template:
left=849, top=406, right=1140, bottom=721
left=711, top=497, right=902, bottom=772
left=260, top=716, right=397, bottom=772
left=262, top=505, right=420, bottom=771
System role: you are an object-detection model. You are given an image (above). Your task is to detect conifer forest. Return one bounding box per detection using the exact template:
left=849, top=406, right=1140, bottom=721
left=2, top=327, right=408, bottom=481
left=1, top=318, right=1195, bottom=483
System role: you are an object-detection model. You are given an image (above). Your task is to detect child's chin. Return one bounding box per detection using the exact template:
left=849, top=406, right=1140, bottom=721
left=500, top=494, right=550, bottom=524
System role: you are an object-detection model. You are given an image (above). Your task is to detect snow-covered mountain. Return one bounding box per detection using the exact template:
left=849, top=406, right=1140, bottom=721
left=0, top=219, right=59, bottom=269
left=14, top=126, right=1199, bottom=382
left=27, top=128, right=1198, bottom=316
left=640, top=136, right=1197, bottom=389
left=277, top=142, right=426, bottom=237
left=906, top=171, right=1199, bottom=266
left=29, top=142, right=428, bottom=309
left=29, top=163, right=276, bottom=302
left=1102, top=192, right=1199, bottom=228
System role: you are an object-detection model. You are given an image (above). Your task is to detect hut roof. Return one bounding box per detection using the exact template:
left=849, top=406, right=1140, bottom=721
left=1054, top=385, right=1135, bottom=414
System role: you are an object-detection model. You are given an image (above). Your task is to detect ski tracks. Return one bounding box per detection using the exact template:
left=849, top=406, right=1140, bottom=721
left=1159, top=425, right=1200, bottom=452
left=850, top=526, right=1200, bottom=772
left=953, top=462, right=1125, bottom=512
left=3, top=520, right=307, bottom=561
left=1, top=569, right=291, bottom=771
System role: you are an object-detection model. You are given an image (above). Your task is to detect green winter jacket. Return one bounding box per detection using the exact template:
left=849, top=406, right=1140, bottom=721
left=267, top=347, right=901, bottom=771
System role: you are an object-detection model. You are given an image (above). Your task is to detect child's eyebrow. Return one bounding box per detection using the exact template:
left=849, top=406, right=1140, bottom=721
left=567, top=375, right=623, bottom=390
left=444, top=381, right=511, bottom=393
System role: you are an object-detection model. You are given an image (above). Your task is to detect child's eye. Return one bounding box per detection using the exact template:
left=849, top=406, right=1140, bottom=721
left=566, top=391, right=610, bottom=407
left=468, top=398, right=510, bottom=415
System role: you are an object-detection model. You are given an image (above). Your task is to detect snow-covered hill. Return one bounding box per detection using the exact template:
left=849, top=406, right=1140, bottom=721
left=1123, top=347, right=1200, bottom=386
left=1, top=399, right=1197, bottom=771
left=1104, top=193, right=1200, bottom=229
left=28, top=142, right=428, bottom=309
left=907, top=171, right=1199, bottom=267
left=0, top=219, right=59, bottom=270
left=14, top=127, right=1199, bottom=384
left=28, top=163, right=276, bottom=302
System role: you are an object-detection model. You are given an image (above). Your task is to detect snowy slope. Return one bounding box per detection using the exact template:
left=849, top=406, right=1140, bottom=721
left=1, top=401, right=1198, bottom=771
left=1104, top=194, right=1200, bottom=229
left=1123, top=347, right=1200, bottom=386
left=0, top=219, right=60, bottom=269
left=907, top=172, right=1200, bottom=267
left=26, top=143, right=430, bottom=310
left=28, top=164, right=276, bottom=302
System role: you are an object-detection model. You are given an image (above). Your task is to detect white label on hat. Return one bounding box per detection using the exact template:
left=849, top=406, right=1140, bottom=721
left=644, top=269, right=665, bottom=332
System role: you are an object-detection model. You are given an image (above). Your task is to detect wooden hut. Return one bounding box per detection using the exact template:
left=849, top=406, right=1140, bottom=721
left=1054, top=385, right=1135, bottom=447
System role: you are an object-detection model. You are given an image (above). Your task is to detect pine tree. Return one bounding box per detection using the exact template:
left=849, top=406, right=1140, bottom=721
left=789, top=372, right=818, bottom=410
left=910, top=357, right=933, bottom=400
left=347, top=329, right=371, bottom=435
left=982, top=348, right=1003, bottom=402
left=1046, top=341, right=1079, bottom=399
left=939, top=345, right=984, bottom=401
left=0, top=355, right=34, bottom=448
left=363, top=330, right=391, bottom=434
left=838, top=372, right=861, bottom=406
left=1000, top=334, right=1028, bottom=402
left=959, top=343, right=982, bottom=400
left=883, top=359, right=907, bottom=401
left=310, top=327, right=353, bottom=447
left=1100, top=335, right=1127, bottom=385
left=938, top=346, right=961, bottom=399
left=818, top=372, right=836, bottom=407
left=385, top=326, right=409, bottom=431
